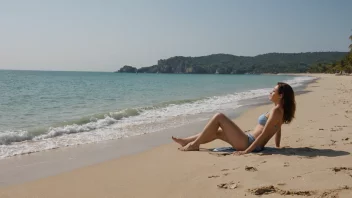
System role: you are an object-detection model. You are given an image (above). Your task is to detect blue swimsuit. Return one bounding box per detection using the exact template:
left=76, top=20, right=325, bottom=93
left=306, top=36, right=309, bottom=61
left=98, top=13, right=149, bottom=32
left=247, top=112, right=268, bottom=152
left=258, top=113, right=268, bottom=126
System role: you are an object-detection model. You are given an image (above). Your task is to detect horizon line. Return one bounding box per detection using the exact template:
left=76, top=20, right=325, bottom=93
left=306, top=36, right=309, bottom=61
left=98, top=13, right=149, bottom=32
left=0, top=50, right=348, bottom=73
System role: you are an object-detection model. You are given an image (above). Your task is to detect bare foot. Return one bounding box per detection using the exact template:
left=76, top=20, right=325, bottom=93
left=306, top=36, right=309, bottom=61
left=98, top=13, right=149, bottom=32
left=172, top=136, right=189, bottom=147
left=179, top=142, right=199, bottom=151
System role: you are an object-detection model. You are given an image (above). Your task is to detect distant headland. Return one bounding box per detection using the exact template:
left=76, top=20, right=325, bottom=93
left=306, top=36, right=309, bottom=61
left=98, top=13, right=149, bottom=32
left=115, top=52, right=347, bottom=74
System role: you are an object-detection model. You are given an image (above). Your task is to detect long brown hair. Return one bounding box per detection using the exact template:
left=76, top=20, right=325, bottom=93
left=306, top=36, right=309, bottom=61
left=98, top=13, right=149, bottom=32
left=277, top=82, right=296, bottom=124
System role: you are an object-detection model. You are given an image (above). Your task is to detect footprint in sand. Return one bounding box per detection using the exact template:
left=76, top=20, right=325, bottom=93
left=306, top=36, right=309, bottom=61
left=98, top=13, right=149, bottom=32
left=208, top=175, right=220, bottom=178
left=331, top=126, right=345, bottom=132
left=329, top=140, right=337, bottom=146
left=318, top=186, right=351, bottom=198
left=245, top=166, right=258, bottom=172
left=248, top=185, right=315, bottom=196
left=217, top=181, right=239, bottom=189
left=284, top=162, right=290, bottom=167
left=291, top=175, right=302, bottom=180
left=221, top=169, right=229, bottom=171
left=331, top=167, right=352, bottom=177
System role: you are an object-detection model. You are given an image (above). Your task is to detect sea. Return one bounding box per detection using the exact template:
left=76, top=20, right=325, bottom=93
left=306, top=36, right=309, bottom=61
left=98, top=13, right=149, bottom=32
left=0, top=70, right=316, bottom=159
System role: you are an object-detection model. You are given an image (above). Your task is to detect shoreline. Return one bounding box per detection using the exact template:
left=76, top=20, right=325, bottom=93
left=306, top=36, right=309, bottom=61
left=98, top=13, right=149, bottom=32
left=0, top=98, right=263, bottom=187
left=0, top=74, right=314, bottom=160
left=0, top=73, right=309, bottom=159
left=1, top=74, right=351, bottom=198
left=0, top=74, right=316, bottom=187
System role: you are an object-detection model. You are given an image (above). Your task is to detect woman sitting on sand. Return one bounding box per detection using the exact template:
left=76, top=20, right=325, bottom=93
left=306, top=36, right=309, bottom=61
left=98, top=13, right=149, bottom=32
left=172, top=82, right=295, bottom=155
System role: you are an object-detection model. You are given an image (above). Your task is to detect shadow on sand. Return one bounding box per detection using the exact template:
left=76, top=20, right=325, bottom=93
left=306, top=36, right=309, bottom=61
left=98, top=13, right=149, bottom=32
left=207, top=146, right=350, bottom=158
left=257, top=146, right=350, bottom=157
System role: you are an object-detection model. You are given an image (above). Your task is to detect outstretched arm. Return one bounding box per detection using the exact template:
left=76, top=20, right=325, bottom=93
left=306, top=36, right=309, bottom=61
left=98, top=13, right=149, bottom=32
left=237, top=108, right=281, bottom=154
left=275, top=129, right=281, bottom=148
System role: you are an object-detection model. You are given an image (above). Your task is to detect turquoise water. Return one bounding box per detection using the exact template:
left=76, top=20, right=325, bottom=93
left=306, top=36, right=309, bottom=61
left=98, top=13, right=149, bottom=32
left=0, top=70, right=314, bottom=158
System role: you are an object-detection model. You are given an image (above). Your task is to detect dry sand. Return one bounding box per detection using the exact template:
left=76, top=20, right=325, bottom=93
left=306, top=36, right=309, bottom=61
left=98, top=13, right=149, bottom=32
left=0, top=74, right=351, bottom=198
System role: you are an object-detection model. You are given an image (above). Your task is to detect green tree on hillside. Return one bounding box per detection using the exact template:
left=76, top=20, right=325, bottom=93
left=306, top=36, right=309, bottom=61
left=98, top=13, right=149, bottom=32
left=346, top=33, right=352, bottom=72
left=308, top=32, right=352, bottom=74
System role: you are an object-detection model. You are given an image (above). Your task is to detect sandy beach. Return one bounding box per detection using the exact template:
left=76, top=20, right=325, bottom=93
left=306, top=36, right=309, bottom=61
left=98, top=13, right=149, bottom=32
left=0, top=74, right=351, bottom=198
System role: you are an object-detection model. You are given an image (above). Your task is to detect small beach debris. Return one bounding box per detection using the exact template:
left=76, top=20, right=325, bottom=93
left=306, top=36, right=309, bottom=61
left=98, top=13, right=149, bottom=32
left=317, top=186, right=351, bottom=198
left=248, top=185, right=315, bottom=196
left=332, top=167, right=352, bottom=172
left=208, top=175, right=219, bottom=178
left=245, top=166, right=257, bottom=172
left=217, top=181, right=239, bottom=189
left=329, top=140, right=337, bottom=145
left=331, top=167, right=352, bottom=177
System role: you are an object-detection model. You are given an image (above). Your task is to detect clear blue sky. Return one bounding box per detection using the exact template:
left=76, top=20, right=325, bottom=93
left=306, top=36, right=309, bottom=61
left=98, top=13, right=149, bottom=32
left=0, top=0, right=351, bottom=71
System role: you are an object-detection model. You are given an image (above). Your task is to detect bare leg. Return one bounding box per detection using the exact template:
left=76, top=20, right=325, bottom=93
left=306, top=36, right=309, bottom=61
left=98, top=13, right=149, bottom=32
left=172, top=127, right=221, bottom=147
left=172, top=134, right=198, bottom=147
left=180, top=113, right=248, bottom=151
